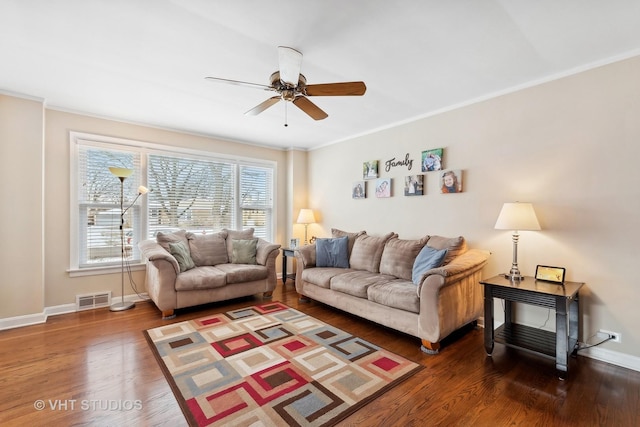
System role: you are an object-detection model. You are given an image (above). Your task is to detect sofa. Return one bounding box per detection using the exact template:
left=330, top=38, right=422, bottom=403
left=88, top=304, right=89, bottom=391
left=294, top=229, right=489, bottom=353
left=138, top=228, right=281, bottom=319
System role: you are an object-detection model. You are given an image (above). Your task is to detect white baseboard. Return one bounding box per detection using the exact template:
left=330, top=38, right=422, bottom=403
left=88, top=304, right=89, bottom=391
left=0, top=312, right=47, bottom=331
left=579, top=346, right=640, bottom=373
left=0, top=292, right=150, bottom=331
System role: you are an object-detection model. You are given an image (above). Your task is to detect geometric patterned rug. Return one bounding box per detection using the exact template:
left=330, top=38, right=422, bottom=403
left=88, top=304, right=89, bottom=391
left=144, top=301, right=423, bottom=426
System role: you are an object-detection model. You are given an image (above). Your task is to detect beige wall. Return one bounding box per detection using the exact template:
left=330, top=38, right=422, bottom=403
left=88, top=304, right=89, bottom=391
left=0, top=95, right=45, bottom=318
left=307, top=56, right=640, bottom=358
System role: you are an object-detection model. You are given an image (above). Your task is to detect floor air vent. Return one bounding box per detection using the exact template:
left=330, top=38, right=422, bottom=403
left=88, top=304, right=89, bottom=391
left=76, top=292, right=112, bottom=311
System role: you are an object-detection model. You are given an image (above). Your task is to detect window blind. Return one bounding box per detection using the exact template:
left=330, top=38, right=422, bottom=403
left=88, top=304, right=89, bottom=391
left=147, top=154, right=235, bottom=235
left=77, top=146, right=142, bottom=267
left=239, top=164, right=273, bottom=239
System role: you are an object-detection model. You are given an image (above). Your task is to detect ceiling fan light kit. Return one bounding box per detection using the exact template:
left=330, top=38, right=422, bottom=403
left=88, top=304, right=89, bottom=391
left=206, top=46, right=366, bottom=124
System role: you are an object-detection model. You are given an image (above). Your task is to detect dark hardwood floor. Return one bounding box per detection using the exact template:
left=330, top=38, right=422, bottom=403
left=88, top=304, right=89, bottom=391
left=1, top=281, right=638, bottom=426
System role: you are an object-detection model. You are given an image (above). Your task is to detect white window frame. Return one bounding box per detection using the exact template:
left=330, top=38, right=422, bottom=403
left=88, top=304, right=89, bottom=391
left=69, top=132, right=277, bottom=276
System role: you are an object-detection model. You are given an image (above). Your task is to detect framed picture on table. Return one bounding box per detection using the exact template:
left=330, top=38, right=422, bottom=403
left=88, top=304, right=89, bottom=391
left=535, top=265, right=565, bottom=284
left=289, top=238, right=300, bottom=249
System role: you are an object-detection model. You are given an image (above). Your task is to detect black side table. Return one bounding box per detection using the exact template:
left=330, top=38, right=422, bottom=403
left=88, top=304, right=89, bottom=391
left=281, top=248, right=296, bottom=285
left=480, top=275, right=583, bottom=379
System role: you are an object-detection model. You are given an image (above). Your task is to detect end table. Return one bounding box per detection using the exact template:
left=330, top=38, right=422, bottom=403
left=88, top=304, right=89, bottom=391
left=281, top=248, right=296, bottom=284
left=480, top=275, right=583, bottom=379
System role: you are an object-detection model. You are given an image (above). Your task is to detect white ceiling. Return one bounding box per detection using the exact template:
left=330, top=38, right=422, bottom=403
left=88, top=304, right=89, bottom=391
left=2, top=1, right=640, bottom=150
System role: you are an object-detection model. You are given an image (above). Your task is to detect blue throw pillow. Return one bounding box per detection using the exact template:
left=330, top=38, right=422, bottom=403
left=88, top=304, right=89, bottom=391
left=316, top=236, right=350, bottom=268
left=412, top=245, right=448, bottom=285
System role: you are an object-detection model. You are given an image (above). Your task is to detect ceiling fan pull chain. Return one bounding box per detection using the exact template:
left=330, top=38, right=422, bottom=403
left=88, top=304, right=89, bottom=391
left=284, top=101, right=288, bottom=127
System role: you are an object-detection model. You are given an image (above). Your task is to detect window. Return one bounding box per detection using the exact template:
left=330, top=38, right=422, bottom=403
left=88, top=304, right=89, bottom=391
left=70, top=133, right=276, bottom=273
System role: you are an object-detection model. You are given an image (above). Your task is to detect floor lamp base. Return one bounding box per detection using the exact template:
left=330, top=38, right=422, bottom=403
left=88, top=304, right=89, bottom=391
left=110, top=301, right=135, bottom=312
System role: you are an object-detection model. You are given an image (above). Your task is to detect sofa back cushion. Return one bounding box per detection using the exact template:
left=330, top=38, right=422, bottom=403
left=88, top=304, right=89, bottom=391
left=349, top=232, right=396, bottom=273
left=156, top=229, right=189, bottom=252
left=379, top=235, right=429, bottom=280
left=331, top=228, right=366, bottom=256
left=187, top=231, right=228, bottom=266
left=425, top=235, right=467, bottom=264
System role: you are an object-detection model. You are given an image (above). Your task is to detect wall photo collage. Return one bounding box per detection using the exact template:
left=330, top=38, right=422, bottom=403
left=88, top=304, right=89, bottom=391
left=353, top=149, right=463, bottom=199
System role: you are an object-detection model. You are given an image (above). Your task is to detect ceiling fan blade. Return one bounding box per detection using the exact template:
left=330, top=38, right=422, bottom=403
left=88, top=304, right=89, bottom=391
left=245, top=96, right=281, bottom=116
left=278, top=46, right=302, bottom=87
left=292, top=96, right=328, bottom=120
left=304, top=81, right=367, bottom=96
left=205, top=76, right=274, bottom=91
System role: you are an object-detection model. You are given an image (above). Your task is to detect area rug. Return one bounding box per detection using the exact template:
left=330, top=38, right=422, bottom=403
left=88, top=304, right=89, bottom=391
left=144, top=301, right=422, bottom=426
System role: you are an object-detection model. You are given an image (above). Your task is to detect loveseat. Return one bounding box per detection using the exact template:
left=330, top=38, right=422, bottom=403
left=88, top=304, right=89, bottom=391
left=295, top=229, right=489, bottom=353
left=138, top=228, right=280, bottom=319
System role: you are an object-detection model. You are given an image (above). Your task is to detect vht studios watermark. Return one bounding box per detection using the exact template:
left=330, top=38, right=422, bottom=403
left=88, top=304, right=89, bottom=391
left=34, top=399, right=143, bottom=411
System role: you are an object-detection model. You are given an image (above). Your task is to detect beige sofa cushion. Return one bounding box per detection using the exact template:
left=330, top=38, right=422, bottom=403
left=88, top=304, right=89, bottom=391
left=330, top=271, right=397, bottom=298
left=426, top=235, right=467, bottom=265
left=156, top=229, right=189, bottom=252
left=301, top=267, right=351, bottom=289
left=175, top=266, right=227, bottom=291
left=186, top=231, right=228, bottom=266
left=215, top=263, right=268, bottom=284
left=331, top=228, right=366, bottom=256
left=349, top=232, right=397, bottom=273
left=367, top=280, right=420, bottom=314
left=379, top=236, right=429, bottom=280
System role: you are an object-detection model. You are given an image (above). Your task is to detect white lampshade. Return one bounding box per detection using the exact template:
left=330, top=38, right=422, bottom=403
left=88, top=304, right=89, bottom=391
left=108, top=167, right=133, bottom=178
left=296, top=208, right=316, bottom=224
left=494, top=202, right=541, bottom=231
left=138, top=185, right=149, bottom=195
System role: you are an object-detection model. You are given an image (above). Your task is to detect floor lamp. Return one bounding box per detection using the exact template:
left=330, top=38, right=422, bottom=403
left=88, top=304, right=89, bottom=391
left=109, top=167, right=148, bottom=312
left=494, top=202, right=541, bottom=281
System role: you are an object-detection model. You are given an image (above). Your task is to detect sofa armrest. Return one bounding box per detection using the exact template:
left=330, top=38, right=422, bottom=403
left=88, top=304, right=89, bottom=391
left=417, top=249, right=490, bottom=343
left=256, top=238, right=281, bottom=266
left=418, top=249, right=490, bottom=288
left=295, top=244, right=316, bottom=268
left=138, top=239, right=180, bottom=274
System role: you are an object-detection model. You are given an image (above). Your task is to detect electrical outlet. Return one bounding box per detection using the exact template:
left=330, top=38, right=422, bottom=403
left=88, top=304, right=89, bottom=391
left=597, top=329, right=621, bottom=343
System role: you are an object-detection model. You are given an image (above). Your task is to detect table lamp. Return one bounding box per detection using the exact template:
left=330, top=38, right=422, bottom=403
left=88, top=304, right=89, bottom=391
left=296, top=208, right=316, bottom=245
left=494, top=202, right=541, bottom=281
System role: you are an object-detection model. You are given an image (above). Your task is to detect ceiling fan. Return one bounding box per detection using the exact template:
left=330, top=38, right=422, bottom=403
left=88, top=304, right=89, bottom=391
left=205, top=46, right=366, bottom=124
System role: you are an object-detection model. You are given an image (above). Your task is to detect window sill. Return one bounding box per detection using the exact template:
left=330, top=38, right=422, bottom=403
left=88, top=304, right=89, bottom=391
left=67, top=263, right=146, bottom=278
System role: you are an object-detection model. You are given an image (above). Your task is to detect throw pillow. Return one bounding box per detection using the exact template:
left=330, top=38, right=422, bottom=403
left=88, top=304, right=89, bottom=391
left=231, top=238, right=258, bottom=264
left=412, top=245, right=448, bottom=285
left=224, top=228, right=255, bottom=260
left=168, top=241, right=196, bottom=272
left=316, top=236, right=350, bottom=268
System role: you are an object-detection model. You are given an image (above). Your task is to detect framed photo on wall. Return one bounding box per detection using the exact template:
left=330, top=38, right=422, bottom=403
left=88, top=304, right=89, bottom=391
left=375, top=178, right=391, bottom=198
left=352, top=181, right=366, bottom=199
left=404, top=175, right=424, bottom=196
left=440, top=169, right=462, bottom=193
left=421, top=148, right=443, bottom=172
left=363, top=160, right=379, bottom=179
